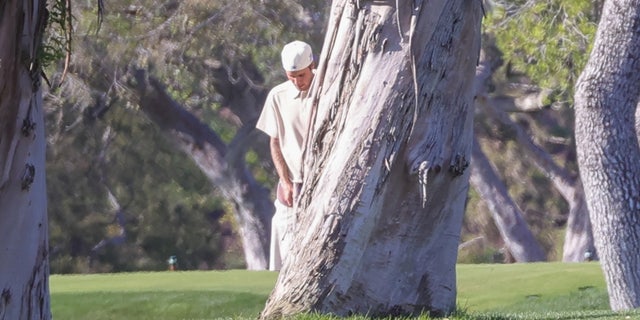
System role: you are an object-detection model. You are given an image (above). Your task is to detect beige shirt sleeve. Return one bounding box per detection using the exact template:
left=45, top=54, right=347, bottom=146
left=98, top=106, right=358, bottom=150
left=256, top=90, right=279, bottom=138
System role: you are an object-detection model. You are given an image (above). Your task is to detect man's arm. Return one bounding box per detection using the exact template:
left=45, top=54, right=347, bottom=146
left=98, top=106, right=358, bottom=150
left=270, top=137, right=294, bottom=206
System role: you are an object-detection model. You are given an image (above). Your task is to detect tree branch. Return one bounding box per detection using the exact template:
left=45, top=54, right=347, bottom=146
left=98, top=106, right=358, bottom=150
left=489, top=88, right=554, bottom=112
left=477, top=96, right=577, bottom=201
left=470, top=135, right=546, bottom=262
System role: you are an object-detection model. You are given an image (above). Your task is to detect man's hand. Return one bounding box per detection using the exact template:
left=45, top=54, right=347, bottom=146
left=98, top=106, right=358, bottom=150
left=277, top=180, right=294, bottom=207
left=271, top=137, right=295, bottom=207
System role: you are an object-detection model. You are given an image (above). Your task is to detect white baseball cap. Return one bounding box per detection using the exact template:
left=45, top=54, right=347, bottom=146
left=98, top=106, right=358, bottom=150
left=281, top=41, right=313, bottom=72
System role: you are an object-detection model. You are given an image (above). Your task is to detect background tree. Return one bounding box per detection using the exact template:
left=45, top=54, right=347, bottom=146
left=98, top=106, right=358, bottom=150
left=468, top=0, right=599, bottom=262
left=467, top=50, right=547, bottom=263
left=0, top=0, right=51, bottom=318
left=261, top=0, right=482, bottom=317
left=129, top=68, right=274, bottom=269
left=470, top=135, right=546, bottom=262
left=46, top=74, right=231, bottom=272
left=575, top=0, right=640, bottom=311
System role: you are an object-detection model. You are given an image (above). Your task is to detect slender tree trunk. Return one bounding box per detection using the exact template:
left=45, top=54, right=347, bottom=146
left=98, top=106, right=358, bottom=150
left=469, top=136, right=546, bottom=262
left=0, top=0, right=51, bottom=318
left=260, top=0, right=482, bottom=318
left=562, top=182, right=596, bottom=262
left=575, top=0, right=640, bottom=311
left=131, top=70, right=273, bottom=270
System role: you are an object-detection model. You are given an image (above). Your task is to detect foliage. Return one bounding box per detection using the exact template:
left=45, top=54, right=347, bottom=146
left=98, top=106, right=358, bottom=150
left=41, top=0, right=72, bottom=71
left=484, top=0, right=598, bottom=101
left=46, top=84, right=227, bottom=272
left=457, top=245, right=503, bottom=264
left=48, top=264, right=640, bottom=319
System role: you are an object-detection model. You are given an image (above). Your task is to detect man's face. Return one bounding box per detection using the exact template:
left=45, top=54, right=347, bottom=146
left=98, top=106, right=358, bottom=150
left=286, top=65, right=314, bottom=91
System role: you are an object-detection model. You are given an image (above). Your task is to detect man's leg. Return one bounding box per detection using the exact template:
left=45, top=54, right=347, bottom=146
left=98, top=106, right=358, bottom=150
left=269, top=201, right=288, bottom=271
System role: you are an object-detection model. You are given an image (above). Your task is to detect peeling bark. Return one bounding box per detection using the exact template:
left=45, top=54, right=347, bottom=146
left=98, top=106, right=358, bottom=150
left=260, top=0, right=482, bottom=317
left=0, top=0, right=51, bottom=319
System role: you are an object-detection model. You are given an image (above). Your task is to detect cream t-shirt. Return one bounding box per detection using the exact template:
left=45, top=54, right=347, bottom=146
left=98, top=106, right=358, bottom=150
left=256, top=80, right=312, bottom=183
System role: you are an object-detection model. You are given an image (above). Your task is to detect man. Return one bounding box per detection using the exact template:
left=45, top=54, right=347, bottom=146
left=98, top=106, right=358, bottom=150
left=256, top=40, right=315, bottom=271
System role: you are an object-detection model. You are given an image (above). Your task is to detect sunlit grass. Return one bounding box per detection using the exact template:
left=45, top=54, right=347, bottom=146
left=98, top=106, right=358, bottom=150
left=51, top=270, right=277, bottom=294
left=50, top=263, right=640, bottom=319
left=456, top=262, right=606, bottom=311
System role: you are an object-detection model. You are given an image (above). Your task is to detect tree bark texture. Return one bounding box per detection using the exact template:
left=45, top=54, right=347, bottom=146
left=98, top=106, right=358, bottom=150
left=131, top=70, right=273, bottom=270
left=469, top=136, right=546, bottom=262
left=0, top=0, right=51, bottom=319
left=575, top=0, right=640, bottom=311
left=261, top=0, right=482, bottom=318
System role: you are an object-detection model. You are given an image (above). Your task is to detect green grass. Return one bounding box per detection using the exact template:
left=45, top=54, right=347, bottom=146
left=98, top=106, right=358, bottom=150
left=50, top=263, right=640, bottom=320
left=51, top=270, right=276, bottom=319
left=51, top=270, right=277, bottom=295
left=456, top=263, right=607, bottom=311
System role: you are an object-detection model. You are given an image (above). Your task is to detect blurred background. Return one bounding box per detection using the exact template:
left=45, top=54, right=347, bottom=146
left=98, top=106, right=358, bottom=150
left=42, top=0, right=600, bottom=273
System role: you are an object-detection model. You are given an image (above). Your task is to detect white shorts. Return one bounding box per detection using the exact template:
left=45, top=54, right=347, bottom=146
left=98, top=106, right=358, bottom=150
left=269, top=201, right=296, bottom=271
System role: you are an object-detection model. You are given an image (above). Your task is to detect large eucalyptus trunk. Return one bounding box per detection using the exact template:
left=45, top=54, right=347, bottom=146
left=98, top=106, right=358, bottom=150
left=260, top=0, right=482, bottom=318
left=0, top=0, right=51, bottom=318
left=575, top=0, right=640, bottom=311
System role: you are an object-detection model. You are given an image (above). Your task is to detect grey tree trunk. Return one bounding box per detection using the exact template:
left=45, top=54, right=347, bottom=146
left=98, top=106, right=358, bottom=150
left=575, top=0, right=640, bottom=311
left=0, top=0, right=51, bottom=318
left=561, top=182, right=596, bottom=262
left=131, top=70, right=273, bottom=270
left=260, top=0, right=482, bottom=318
left=469, top=136, right=546, bottom=262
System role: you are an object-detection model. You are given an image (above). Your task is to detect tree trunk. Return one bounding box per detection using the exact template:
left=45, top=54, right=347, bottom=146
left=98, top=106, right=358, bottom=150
left=260, top=0, right=482, bottom=318
left=575, top=0, right=640, bottom=311
left=131, top=70, right=273, bottom=270
left=474, top=45, right=595, bottom=262
left=0, top=0, right=51, bottom=319
left=562, top=182, right=597, bottom=262
left=478, top=96, right=596, bottom=262
left=469, top=136, right=546, bottom=262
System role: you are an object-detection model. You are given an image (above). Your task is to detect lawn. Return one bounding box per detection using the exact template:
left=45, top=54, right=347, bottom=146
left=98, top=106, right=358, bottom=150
left=49, top=262, right=639, bottom=319
left=51, top=270, right=276, bottom=319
